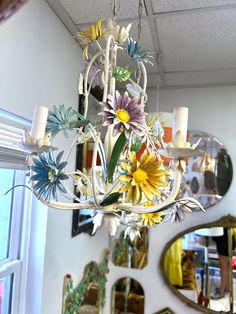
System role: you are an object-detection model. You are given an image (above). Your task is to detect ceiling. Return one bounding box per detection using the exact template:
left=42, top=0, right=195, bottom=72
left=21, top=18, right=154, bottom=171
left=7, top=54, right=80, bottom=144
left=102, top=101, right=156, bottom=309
left=46, top=0, right=236, bottom=88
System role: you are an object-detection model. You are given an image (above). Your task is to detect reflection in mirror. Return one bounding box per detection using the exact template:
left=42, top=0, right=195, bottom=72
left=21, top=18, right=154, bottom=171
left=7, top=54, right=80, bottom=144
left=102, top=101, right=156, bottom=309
left=161, top=216, right=236, bottom=313
left=78, top=283, right=100, bottom=314
left=179, top=130, right=232, bottom=211
left=111, top=277, right=144, bottom=314
left=111, top=227, right=148, bottom=269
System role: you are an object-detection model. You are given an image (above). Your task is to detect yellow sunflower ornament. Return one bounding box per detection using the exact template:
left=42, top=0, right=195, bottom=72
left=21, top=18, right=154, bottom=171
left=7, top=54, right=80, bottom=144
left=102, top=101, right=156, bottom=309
left=140, top=201, right=163, bottom=228
left=119, top=150, right=166, bottom=204
left=75, top=19, right=108, bottom=60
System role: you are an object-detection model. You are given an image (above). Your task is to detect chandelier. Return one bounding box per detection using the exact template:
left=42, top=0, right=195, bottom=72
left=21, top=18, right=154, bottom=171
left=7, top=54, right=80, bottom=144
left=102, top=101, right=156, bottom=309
left=15, top=2, right=205, bottom=238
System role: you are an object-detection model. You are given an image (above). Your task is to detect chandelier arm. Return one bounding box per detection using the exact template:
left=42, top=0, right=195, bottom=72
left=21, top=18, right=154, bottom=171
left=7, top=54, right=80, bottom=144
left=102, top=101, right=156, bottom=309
left=147, top=134, right=162, bottom=160
left=39, top=199, right=95, bottom=210
left=91, top=134, right=101, bottom=209
left=87, top=69, right=102, bottom=95
left=62, top=131, right=92, bottom=202
left=67, top=170, right=105, bottom=200
left=126, top=77, right=147, bottom=103
left=109, top=43, right=117, bottom=97
left=83, top=51, right=104, bottom=119
left=76, top=112, right=107, bottom=177
left=103, top=35, right=115, bottom=102
left=94, top=40, right=104, bottom=52
left=138, top=61, right=147, bottom=107
left=66, top=170, right=92, bottom=185
left=116, top=168, right=182, bottom=213
left=100, top=177, right=120, bottom=202
left=88, top=124, right=107, bottom=178
left=116, top=46, right=148, bottom=103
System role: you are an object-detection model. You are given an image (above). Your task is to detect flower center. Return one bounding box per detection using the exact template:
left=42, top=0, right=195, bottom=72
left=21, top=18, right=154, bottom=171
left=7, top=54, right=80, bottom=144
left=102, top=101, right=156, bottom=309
left=48, top=168, right=58, bottom=182
left=132, top=169, right=147, bottom=184
left=116, top=109, right=130, bottom=123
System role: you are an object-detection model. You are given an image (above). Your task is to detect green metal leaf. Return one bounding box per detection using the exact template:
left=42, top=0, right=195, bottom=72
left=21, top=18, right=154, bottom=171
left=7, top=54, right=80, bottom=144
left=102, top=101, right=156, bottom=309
left=112, top=66, right=132, bottom=82
left=131, top=139, right=143, bottom=152
left=107, top=132, right=127, bottom=183
left=100, top=192, right=121, bottom=207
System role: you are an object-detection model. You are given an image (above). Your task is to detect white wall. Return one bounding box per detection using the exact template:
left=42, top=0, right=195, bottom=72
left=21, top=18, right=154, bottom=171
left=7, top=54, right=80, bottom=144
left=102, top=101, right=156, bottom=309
left=106, top=86, right=236, bottom=314
left=0, top=1, right=109, bottom=314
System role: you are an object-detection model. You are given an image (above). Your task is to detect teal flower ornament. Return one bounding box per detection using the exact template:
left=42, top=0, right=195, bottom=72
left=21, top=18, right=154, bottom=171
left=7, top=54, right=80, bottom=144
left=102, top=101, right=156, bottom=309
left=31, top=150, right=69, bottom=201
left=46, top=105, right=77, bottom=138
left=123, top=37, right=153, bottom=65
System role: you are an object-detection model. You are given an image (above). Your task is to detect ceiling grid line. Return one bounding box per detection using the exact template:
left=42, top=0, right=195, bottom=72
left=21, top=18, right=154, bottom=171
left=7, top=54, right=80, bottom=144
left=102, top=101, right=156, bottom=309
left=153, top=2, right=236, bottom=17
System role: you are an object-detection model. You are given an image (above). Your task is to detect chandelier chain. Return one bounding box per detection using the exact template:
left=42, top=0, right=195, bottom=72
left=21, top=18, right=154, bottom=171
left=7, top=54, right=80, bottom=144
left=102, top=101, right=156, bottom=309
left=137, top=0, right=143, bottom=42
left=112, top=0, right=121, bottom=20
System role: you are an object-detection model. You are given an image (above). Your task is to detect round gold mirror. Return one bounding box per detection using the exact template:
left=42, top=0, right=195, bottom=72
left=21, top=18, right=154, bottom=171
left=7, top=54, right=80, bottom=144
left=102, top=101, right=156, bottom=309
left=160, top=215, right=236, bottom=313
left=180, top=130, right=232, bottom=211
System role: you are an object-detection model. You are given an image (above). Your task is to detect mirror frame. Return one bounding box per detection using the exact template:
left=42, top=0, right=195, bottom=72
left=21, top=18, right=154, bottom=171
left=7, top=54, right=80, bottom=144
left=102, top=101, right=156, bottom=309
left=160, top=215, right=236, bottom=314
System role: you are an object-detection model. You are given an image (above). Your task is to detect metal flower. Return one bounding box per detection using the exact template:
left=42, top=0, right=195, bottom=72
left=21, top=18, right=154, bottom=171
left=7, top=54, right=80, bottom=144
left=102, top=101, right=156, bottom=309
left=140, top=212, right=162, bottom=227
left=123, top=37, right=153, bottom=64
left=30, top=149, right=69, bottom=201
left=46, top=105, right=88, bottom=138
left=106, top=18, right=132, bottom=44
left=119, top=150, right=166, bottom=204
left=99, top=90, right=146, bottom=137
left=75, top=19, right=108, bottom=60
left=46, top=105, right=77, bottom=138
left=124, top=225, right=141, bottom=242
left=126, top=83, right=141, bottom=98
left=92, top=213, right=120, bottom=236
left=163, top=198, right=205, bottom=224
left=139, top=114, right=164, bottom=148
left=140, top=201, right=163, bottom=227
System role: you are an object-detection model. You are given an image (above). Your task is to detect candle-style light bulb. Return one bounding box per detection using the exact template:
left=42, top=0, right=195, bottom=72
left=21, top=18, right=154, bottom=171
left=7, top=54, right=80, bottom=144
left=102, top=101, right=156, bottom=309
left=172, top=107, right=188, bottom=142
left=30, top=106, right=48, bottom=140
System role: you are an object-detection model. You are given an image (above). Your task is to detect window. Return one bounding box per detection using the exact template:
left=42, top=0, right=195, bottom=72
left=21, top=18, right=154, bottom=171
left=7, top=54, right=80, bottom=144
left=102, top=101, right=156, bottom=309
left=0, top=168, right=29, bottom=314
left=0, top=108, right=32, bottom=314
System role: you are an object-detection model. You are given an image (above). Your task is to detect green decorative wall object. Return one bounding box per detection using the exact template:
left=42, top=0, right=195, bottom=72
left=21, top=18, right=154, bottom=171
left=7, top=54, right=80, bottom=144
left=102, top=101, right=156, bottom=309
left=62, top=249, right=109, bottom=314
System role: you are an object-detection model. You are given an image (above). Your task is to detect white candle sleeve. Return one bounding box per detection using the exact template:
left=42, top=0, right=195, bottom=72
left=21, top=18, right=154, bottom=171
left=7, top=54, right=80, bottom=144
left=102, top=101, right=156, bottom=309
left=30, top=106, right=48, bottom=140
left=172, top=107, right=188, bottom=142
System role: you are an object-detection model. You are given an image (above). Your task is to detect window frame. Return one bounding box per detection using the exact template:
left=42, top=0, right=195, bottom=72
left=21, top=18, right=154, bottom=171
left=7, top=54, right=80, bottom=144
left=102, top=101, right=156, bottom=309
left=0, top=160, right=32, bottom=314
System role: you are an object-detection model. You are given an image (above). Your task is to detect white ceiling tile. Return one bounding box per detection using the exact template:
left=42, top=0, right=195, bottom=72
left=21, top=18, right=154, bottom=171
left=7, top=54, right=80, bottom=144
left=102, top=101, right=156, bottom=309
left=58, top=0, right=146, bottom=25
left=155, top=9, right=236, bottom=71
left=166, top=69, right=236, bottom=86
left=152, top=0, right=236, bottom=14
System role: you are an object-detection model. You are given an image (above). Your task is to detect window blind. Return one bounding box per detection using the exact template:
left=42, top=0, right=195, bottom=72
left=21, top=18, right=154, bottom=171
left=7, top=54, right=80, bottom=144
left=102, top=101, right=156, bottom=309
left=0, top=108, right=31, bottom=170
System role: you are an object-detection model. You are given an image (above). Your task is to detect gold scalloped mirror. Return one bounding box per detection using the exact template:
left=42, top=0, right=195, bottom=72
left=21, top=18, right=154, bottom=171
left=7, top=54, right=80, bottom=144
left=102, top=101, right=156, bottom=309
left=160, top=215, right=236, bottom=314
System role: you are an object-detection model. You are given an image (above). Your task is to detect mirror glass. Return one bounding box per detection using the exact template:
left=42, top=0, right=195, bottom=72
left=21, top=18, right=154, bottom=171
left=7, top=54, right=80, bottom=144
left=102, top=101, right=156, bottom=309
left=111, top=227, right=148, bottom=269
left=161, top=216, right=236, bottom=313
left=111, top=277, right=144, bottom=314
left=179, top=130, right=232, bottom=210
